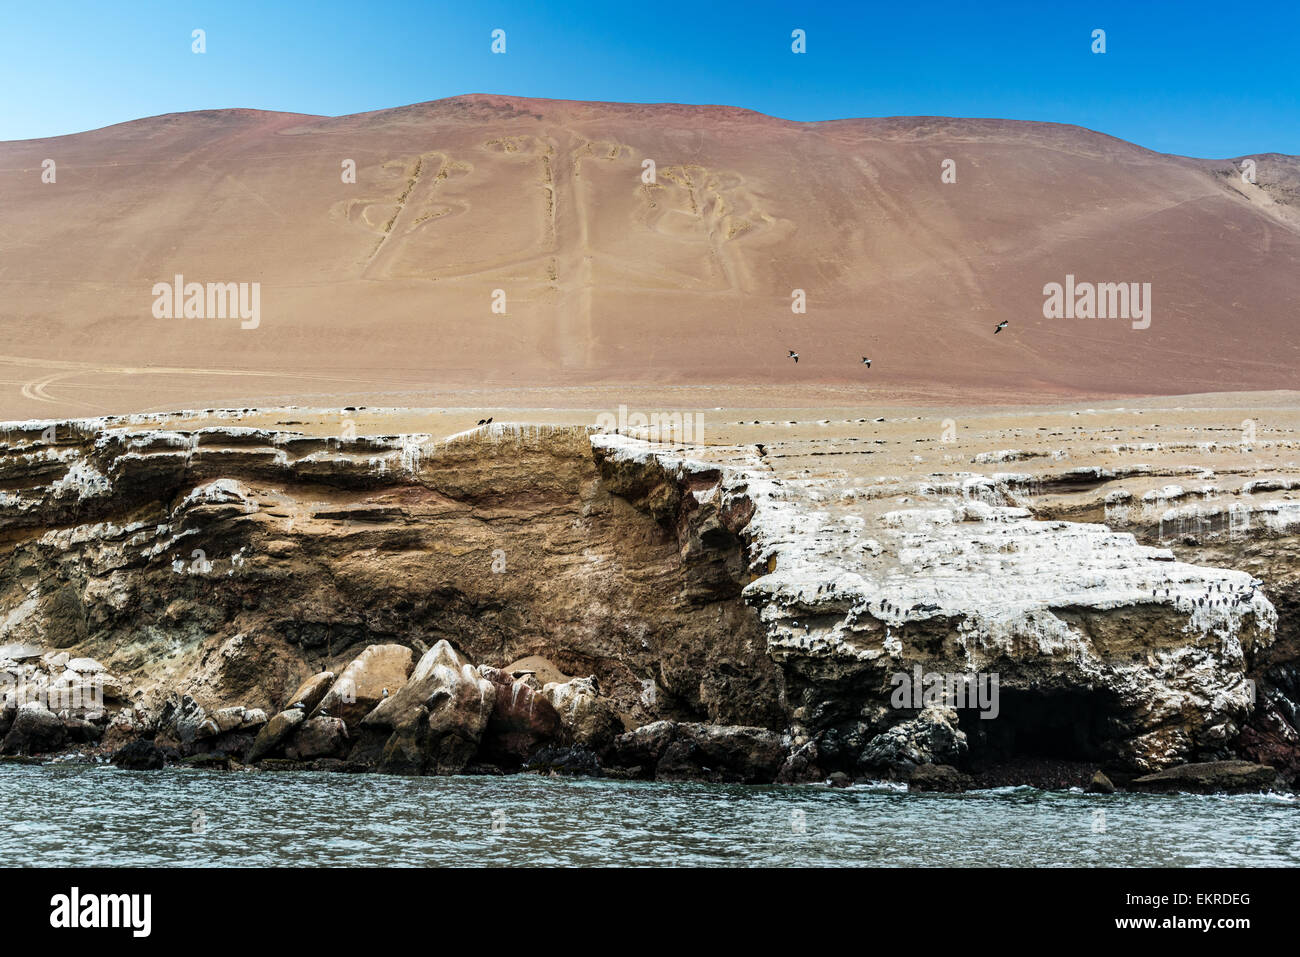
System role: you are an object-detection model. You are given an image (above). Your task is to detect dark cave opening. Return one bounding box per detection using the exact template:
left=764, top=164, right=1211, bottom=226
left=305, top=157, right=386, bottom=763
left=958, top=688, right=1118, bottom=767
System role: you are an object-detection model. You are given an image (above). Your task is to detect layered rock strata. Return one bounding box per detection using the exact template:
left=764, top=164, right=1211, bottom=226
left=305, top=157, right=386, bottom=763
left=1, top=413, right=1295, bottom=787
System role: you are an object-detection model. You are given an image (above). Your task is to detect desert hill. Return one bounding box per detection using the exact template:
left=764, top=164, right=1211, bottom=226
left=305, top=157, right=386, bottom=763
left=0, top=94, right=1297, bottom=418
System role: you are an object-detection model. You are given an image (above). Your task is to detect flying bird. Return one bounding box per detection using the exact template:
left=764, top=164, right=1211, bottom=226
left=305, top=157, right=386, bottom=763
left=994, top=321, right=1008, bottom=334
left=861, top=357, right=872, bottom=368
left=788, top=350, right=799, bottom=363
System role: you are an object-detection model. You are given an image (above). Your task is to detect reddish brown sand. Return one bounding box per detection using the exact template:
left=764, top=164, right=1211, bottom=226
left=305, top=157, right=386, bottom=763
left=0, top=95, right=1297, bottom=420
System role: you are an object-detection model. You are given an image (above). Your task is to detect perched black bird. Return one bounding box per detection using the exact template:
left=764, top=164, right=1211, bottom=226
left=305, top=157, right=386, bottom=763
left=994, top=321, right=1009, bottom=334
left=486, top=417, right=493, bottom=424
left=477, top=419, right=486, bottom=425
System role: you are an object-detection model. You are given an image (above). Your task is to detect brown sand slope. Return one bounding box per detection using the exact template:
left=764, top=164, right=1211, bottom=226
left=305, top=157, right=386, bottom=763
left=0, top=94, right=1297, bottom=418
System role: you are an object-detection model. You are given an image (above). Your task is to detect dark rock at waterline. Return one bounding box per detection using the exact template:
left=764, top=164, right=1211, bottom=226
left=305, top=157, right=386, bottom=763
left=611, top=720, right=676, bottom=768
left=827, top=771, right=853, bottom=788
left=524, top=745, right=601, bottom=776
left=858, top=706, right=967, bottom=774
left=1131, top=760, right=1276, bottom=794
left=1087, top=770, right=1116, bottom=794
left=1237, top=698, right=1300, bottom=786
left=907, top=764, right=973, bottom=792
left=613, top=721, right=786, bottom=783
left=775, top=740, right=823, bottom=784
left=477, top=666, right=563, bottom=768
left=111, top=739, right=165, bottom=770
left=0, top=704, right=66, bottom=755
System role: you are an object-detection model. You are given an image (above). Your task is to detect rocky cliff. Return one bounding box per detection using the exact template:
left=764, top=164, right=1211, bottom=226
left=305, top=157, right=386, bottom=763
left=1, top=411, right=1295, bottom=789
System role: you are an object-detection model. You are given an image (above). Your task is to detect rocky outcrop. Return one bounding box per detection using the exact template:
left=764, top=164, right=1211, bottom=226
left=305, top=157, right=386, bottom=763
left=1, top=412, right=1298, bottom=789
left=542, top=676, right=623, bottom=751
left=364, top=640, right=497, bottom=775
left=611, top=721, right=787, bottom=783
left=592, top=433, right=1282, bottom=775
left=1, top=703, right=67, bottom=755
left=248, top=709, right=306, bottom=763
left=476, top=666, right=562, bottom=768
left=313, top=645, right=413, bottom=728
left=1131, top=760, right=1277, bottom=794
left=111, top=739, right=166, bottom=770
left=284, top=716, right=348, bottom=761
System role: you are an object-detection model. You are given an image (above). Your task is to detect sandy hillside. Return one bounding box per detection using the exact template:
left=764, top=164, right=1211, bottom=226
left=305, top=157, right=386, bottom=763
left=0, top=94, right=1298, bottom=419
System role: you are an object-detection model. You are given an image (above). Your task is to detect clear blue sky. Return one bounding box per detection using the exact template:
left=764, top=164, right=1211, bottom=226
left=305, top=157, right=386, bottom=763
left=1, top=0, right=1296, bottom=157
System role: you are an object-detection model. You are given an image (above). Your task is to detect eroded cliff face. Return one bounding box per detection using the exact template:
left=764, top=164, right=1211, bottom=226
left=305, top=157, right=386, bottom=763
left=0, top=413, right=1296, bottom=785
left=593, top=434, right=1282, bottom=776
left=0, top=419, right=782, bottom=753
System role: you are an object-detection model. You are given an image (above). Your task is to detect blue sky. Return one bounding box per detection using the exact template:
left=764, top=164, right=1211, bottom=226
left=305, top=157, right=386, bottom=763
left=1, top=0, right=1296, bottom=156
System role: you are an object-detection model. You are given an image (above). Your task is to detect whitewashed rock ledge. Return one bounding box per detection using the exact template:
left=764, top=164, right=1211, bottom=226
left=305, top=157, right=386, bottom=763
left=590, top=432, right=1278, bottom=773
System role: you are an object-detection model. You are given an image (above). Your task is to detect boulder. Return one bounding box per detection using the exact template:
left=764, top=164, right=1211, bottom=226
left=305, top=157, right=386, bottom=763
left=285, top=716, right=349, bottom=761
left=111, top=739, right=165, bottom=770
left=210, top=706, right=255, bottom=734
left=775, top=740, right=823, bottom=784
left=827, top=770, right=853, bottom=788
left=613, top=721, right=787, bottom=783
left=158, top=694, right=208, bottom=748
left=542, top=676, right=623, bottom=751
left=523, top=744, right=602, bottom=776
left=1131, top=760, right=1276, bottom=794
left=101, top=710, right=150, bottom=752
left=858, top=706, right=967, bottom=773
left=908, top=764, right=974, bottom=792
left=315, top=645, right=414, bottom=728
left=1087, top=770, right=1117, bottom=794
left=365, top=640, right=496, bottom=775
left=1, top=702, right=66, bottom=755
left=286, top=671, right=336, bottom=713
left=478, top=666, right=562, bottom=766
left=246, top=708, right=307, bottom=763
left=611, top=720, right=677, bottom=769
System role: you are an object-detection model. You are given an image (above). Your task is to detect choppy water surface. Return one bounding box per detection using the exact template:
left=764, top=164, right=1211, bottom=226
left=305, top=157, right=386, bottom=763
left=1, top=764, right=1296, bottom=866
